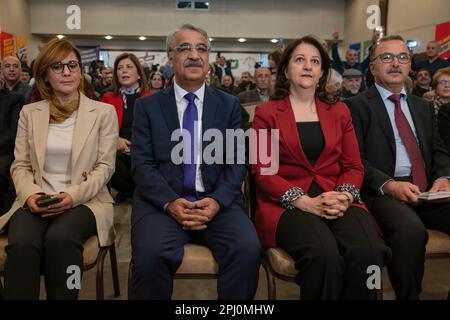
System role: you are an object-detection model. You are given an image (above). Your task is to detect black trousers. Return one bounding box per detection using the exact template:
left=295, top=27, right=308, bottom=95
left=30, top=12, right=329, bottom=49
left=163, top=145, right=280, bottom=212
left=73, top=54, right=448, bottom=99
left=363, top=193, right=450, bottom=300
left=0, top=154, right=14, bottom=215
left=110, top=152, right=134, bottom=196
left=276, top=206, right=391, bottom=300
left=131, top=203, right=262, bottom=300
left=3, top=205, right=97, bottom=300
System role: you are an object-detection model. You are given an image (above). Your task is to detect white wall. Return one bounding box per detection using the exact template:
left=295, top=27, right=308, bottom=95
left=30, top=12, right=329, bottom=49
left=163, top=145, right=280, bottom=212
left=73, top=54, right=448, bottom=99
left=30, top=0, right=345, bottom=40
left=341, top=0, right=450, bottom=55
left=387, top=0, right=450, bottom=53
left=40, top=36, right=280, bottom=53
left=0, top=0, right=41, bottom=63
left=343, top=0, right=380, bottom=49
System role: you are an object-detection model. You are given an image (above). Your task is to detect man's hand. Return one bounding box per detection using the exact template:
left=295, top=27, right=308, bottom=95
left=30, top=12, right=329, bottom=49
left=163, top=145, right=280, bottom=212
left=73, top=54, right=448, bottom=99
left=332, top=31, right=339, bottom=43
left=117, top=138, right=131, bottom=155
left=41, top=192, right=74, bottom=218
left=185, top=197, right=221, bottom=223
left=383, top=180, right=421, bottom=204
left=167, top=198, right=209, bottom=230
left=428, top=177, right=450, bottom=193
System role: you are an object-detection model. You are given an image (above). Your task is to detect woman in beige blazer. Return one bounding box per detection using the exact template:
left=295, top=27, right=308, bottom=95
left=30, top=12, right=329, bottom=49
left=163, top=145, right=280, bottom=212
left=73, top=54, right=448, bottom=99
left=0, top=39, right=118, bottom=299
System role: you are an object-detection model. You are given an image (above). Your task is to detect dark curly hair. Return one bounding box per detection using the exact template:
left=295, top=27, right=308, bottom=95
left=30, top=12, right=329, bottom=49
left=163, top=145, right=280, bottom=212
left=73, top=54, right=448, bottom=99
left=272, top=35, right=332, bottom=104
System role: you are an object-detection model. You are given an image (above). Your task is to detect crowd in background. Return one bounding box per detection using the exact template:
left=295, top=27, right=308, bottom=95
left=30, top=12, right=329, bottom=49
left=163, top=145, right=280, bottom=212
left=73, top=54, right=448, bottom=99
left=1, top=31, right=449, bottom=111
left=1, top=31, right=449, bottom=212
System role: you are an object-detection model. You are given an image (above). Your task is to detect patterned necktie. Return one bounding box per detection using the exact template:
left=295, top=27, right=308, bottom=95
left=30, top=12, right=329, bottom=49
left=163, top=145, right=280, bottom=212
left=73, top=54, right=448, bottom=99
left=388, top=94, right=427, bottom=191
left=182, top=92, right=198, bottom=201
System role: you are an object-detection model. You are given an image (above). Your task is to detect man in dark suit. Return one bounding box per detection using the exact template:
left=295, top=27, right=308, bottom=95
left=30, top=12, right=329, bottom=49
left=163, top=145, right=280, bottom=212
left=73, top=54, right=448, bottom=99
left=346, top=35, right=450, bottom=300
left=214, top=55, right=234, bottom=83
left=0, top=85, right=25, bottom=214
left=130, top=24, right=261, bottom=300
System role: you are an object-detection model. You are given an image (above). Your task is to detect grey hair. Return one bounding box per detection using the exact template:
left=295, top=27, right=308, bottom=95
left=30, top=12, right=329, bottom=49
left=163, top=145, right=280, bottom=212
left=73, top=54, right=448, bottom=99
left=254, top=66, right=270, bottom=77
left=166, top=24, right=210, bottom=54
left=328, top=69, right=343, bottom=85
left=370, top=35, right=406, bottom=60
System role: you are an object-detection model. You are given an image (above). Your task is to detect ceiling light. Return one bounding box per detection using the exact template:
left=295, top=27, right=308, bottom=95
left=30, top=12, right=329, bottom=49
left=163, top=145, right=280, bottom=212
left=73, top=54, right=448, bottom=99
left=139, top=36, right=147, bottom=41
left=56, top=35, right=65, bottom=39
left=209, top=37, right=214, bottom=42
left=270, top=38, right=278, bottom=43
left=238, top=38, right=247, bottom=43
left=104, top=35, right=113, bottom=40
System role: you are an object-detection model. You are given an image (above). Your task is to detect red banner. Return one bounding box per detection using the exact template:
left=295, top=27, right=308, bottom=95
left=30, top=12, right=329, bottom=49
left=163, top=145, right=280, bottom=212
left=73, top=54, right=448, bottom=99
left=0, top=32, right=15, bottom=59
left=435, top=21, right=450, bottom=59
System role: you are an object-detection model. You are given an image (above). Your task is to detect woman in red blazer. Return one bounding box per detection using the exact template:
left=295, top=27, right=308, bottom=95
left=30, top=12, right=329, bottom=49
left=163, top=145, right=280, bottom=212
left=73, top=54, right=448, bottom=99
left=251, top=36, right=390, bottom=300
left=101, top=53, right=154, bottom=202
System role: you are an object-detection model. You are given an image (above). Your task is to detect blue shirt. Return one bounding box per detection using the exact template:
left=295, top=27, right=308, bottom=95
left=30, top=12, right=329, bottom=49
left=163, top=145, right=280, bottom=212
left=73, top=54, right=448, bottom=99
left=375, top=83, right=419, bottom=177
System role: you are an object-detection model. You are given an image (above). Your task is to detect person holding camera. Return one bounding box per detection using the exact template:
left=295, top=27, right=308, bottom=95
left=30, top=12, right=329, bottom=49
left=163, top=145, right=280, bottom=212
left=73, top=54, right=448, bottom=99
left=0, top=39, right=118, bottom=300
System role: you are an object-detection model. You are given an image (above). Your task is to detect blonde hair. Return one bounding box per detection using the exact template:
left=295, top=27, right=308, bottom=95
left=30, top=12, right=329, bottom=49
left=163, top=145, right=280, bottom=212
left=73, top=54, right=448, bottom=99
left=432, top=66, right=450, bottom=89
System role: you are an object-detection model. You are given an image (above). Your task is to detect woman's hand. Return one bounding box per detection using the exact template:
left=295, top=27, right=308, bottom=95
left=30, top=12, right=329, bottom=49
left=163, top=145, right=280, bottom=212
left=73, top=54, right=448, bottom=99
left=117, top=138, right=131, bottom=155
left=26, top=193, right=50, bottom=214
left=40, top=193, right=74, bottom=218
left=292, top=191, right=351, bottom=219
left=321, top=191, right=352, bottom=218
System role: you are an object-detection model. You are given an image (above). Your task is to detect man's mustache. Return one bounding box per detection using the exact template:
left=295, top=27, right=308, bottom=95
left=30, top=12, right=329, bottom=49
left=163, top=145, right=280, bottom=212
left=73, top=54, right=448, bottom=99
left=387, top=68, right=403, bottom=74
left=184, top=60, right=204, bottom=67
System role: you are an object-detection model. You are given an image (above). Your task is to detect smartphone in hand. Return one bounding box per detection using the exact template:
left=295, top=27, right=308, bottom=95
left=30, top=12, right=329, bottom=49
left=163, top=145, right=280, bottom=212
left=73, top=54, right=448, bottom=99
left=36, top=196, right=62, bottom=208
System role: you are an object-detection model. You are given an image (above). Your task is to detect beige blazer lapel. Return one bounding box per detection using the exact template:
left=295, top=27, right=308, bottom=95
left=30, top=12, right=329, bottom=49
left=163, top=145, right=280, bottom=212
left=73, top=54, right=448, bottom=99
left=31, top=101, right=49, bottom=174
left=71, top=93, right=98, bottom=172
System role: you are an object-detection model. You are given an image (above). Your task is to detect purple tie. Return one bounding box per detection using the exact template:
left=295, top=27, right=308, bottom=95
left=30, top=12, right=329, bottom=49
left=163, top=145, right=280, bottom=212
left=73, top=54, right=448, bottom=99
left=388, top=94, right=428, bottom=191
left=182, top=92, right=198, bottom=201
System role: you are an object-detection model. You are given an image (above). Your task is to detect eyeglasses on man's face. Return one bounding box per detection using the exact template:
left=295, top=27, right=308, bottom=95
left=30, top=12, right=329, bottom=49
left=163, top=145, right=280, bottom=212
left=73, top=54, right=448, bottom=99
left=371, top=52, right=411, bottom=64
left=50, top=60, right=80, bottom=74
left=170, top=43, right=210, bottom=54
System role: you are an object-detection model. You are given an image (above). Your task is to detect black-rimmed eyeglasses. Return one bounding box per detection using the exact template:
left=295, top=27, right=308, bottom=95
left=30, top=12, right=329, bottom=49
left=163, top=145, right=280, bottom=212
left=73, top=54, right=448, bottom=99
left=50, top=60, right=80, bottom=74
left=371, top=52, right=411, bottom=64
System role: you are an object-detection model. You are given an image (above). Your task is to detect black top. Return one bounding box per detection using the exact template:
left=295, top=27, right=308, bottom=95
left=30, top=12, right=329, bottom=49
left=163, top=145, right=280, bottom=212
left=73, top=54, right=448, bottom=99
left=297, top=121, right=325, bottom=196
left=0, top=89, right=25, bottom=154
left=120, top=93, right=139, bottom=140
left=437, top=102, right=450, bottom=154
left=413, top=57, right=450, bottom=78
left=411, top=86, right=430, bottom=98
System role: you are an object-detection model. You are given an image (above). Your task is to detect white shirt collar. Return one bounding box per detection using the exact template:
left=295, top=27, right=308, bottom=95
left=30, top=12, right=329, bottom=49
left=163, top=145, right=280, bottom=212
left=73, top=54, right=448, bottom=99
left=174, top=80, right=205, bottom=105
left=375, top=82, right=407, bottom=102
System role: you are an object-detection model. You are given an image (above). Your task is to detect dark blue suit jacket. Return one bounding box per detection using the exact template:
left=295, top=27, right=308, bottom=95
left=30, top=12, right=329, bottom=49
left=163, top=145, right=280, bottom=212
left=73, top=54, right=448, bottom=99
left=131, top=85, right=246, bottom=225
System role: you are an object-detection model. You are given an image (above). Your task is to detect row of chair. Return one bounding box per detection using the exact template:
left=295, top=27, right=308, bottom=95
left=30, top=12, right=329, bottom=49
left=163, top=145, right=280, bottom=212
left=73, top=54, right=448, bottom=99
left=1, top=173, right=450, bottom=299
left=127, top=173, right=450, bottom=300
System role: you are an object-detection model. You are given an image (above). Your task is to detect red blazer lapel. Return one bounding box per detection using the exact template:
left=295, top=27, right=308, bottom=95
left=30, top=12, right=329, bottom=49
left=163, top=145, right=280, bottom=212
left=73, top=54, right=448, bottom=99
left=275, top=96, right=312, bottom=169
